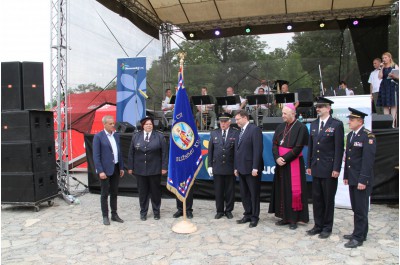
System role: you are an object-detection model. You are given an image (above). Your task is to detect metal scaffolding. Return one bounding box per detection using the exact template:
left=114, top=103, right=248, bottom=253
left=50, top=0, right=70, bottom=196
left=161, top=23, right=172, bottom=91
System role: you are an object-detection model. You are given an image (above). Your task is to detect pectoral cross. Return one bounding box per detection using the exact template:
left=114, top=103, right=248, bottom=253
left=280, top=139, right=284, bottom=145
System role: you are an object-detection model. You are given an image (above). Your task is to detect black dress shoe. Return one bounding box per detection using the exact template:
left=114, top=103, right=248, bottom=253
left=111, top=214, right=124, bottom=223
left=343, top=234, right=353, bottom=240
left=344, top=239, right=363, bottom=248
left=318, top=231, right=331, bottom=239
left=275, top=220, right=289, bottom=226
left=103, top=217, right=110, bottom=225
left=187, top=212, right=193, bottom=219
left=225, top=212, right=233, bottom=219
left=307, top=227, right=322, bottom=236
left=154, top=214, right=160, bottom=220
left=140, top=215, right=147, bottom=221
left=289, top=223, right=297, bottom=230
left=215, top=213, right=224, bottom=219
left=236, top=217, right=251, bottom=224
left=173, top=211, right=183, bottom=218
left=249, top=220, right=258, bottom=228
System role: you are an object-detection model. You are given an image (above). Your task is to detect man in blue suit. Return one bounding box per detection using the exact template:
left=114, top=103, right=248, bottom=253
left=234, top=110, right=264, bottom=228
left=306, top=97, right=344, bottom=238
left=343, top=108, right=376, bottom=248
left=93, top=115, right=125, bottom=225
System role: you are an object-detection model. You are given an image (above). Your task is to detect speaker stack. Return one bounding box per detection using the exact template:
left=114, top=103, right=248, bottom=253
left=1, top=62, right=58, bottom=205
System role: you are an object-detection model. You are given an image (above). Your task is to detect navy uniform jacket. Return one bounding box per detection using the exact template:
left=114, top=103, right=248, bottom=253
left=128, top=130, right=168, bottom=176
left=208, top=128, right=239, bottom=175
left=234, top=123, right=264, bottom=175
left=307, top=116, right=344, bottom=177
left=344, top=127, right=376, bottom=188
left=93, top=130, right=124, bottom=176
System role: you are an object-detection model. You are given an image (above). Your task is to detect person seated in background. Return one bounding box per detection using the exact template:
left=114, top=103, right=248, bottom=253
left=338, top=81, right=354, bottom=96
left=275, top=84, right=299, bottom=116
left=254, top=79, right=271, bottom=94
left=195, top=87, right=217, bottom=130
left=250, top=87, right=270, bottom=126
left=222, top=87, right=247, bottom=116
left=161, top=88, right=175, bottom=123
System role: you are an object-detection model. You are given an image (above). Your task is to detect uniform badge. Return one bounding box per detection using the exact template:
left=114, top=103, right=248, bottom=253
left=354, top=141, right=363, bottom=147
left=325, top=127, right=335, bottom=133
left=369, top=139, right=374, bottom=144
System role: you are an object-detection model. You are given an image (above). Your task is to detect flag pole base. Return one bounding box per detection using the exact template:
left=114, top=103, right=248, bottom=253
left=172, top=220, right=197, bottom=234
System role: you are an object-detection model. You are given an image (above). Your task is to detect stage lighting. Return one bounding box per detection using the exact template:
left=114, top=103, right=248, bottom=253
left=286, top=23, right=293, bottom=31
left=189, top=32, right=195, bottom=38
left=352, top=19, right=359, bottom=26
left=214, top=29, right=221, bottom=36
left=245, top=26, right=251, bottom=34
left=319, top=21, right=325, bottom=28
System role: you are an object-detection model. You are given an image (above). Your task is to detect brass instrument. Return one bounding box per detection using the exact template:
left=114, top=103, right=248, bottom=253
left=276, top=82, right=283, bottom=109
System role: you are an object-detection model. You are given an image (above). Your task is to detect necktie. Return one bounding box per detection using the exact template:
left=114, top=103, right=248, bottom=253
left=222, top=130, right=226, bottom=143
left=319, top=121, right=324, bottom=134
left=350, top=131, right=354, bottom=143
left=239, top=129, right=244, bottom=143
left=145, top=133, right=149, bottom=142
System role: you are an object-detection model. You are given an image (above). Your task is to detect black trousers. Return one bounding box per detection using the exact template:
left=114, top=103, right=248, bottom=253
left=349, top=185, right=370, bottom=241
left=100, top=164, right=120, bottom=217
left=238, top=173, right=261, bottom=222
left=312, top=176, right=338, bottom=232
left=176, top=188, right=193, bottom=213
left=213, top=174, right=235, bottom=213
left=136, top=174, right=161, bottom=216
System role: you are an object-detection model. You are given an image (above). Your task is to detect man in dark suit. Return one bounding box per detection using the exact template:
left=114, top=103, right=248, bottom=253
left=343, top=108, right=376, bottom=248
left=93, top=115, right=125, bottom=225
left=208, top=113, right=239, bottom=219
left=306, top=97, right=344, bottom=239
left=234, top=110, right=264, bottom=228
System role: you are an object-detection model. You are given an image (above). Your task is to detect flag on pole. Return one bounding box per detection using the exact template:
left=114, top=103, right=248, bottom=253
left=167, top=54, right=203, bottom=201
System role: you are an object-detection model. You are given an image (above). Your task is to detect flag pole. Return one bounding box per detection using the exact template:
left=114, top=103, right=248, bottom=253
left=171, top=52, right=197, bottom=234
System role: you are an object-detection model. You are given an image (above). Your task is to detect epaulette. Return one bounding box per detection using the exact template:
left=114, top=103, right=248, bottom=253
left=332, top=117, right=341, bottom=122
left=364, top=128, right=375, bottom=138
left=231, top=127, right=239, bottom=131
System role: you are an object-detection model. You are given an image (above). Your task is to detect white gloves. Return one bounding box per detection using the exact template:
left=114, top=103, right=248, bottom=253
left=207, top=167, right=213, bottom=177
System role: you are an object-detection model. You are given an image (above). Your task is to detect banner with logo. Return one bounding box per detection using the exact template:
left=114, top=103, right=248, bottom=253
left=167, top=64, right=203, bottom=201
left=116, top=57, right=147, bottom=126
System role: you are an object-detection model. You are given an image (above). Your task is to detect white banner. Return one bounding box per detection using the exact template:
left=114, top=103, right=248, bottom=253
left=326, top=95, right=372, bottom=209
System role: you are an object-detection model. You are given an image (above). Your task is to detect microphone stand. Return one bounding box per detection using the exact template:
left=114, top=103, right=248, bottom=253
left=319, top=63, right=324, bottom=96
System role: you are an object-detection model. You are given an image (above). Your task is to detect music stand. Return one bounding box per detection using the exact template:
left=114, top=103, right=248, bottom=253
left=275, top=93, right=298, bottom=104
left=216, top=95, right=240, bottom=115
left=192, top=95, right=213, bottom=130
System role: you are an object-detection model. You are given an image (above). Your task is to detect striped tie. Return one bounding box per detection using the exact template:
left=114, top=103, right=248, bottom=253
left=239, top=128, right=244, bottom=143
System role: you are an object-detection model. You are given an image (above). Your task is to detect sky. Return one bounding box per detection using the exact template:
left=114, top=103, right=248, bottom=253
left=1, top=0, right=293, bottom=104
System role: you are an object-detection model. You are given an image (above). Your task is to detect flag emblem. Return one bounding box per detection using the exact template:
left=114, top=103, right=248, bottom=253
left=172, top=122, right=195, bottom=150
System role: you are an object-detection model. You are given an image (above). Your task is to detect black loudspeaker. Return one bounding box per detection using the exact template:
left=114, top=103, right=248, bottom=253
left=1, top=110, right=54, bottom=142
left=372, top=114, right=393, bottom=129
left=1, top=171, right=58, bottom=203
left=2, top=141, right=56, bottom=173
left=297, top=88, right=313, bottom=107
left=1, top=62, right=23, bottom=111
left=262, top=117, right=282, bottom=131
left=115, top=121, right=135, bottom=133
left=21, top=62, right=45, bottom=110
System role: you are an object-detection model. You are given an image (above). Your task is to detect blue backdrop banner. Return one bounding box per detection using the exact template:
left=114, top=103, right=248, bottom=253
left=116, top=57, right=147, bottom=126
left=197, top=131, right=311, bottom=182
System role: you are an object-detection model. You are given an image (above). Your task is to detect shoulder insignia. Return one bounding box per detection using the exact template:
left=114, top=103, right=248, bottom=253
left=364, top=128, right=375, bottom=138
left=231, top=127, right=239, bottom=131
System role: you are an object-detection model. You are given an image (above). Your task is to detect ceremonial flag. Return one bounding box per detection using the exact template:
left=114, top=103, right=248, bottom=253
left=167, top=62, right=203, bottom=201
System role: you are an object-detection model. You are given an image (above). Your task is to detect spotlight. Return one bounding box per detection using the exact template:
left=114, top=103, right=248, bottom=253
left=214, top=29, right=221, bottom=36
left=245, top=26, right=251, bottom=34
left=286, top=23, right=293, bottom=31
left=319, top=21, right=325, bottom=28
left=352, top=19, right=359, bottom=26
left=189, top=32, right=195, bottom=38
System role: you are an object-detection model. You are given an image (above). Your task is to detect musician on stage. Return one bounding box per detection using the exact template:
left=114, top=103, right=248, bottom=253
left=275, top=83, right=299, bottom=117
left=250, top=87, right=270, bottom=126
left=254, top=79, right=271, bottom=94
left=222, top=87, right=247, bottom=116
left=161, top=88, right=174, bottom=119
left=195, top=87, right=217, bottom=130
